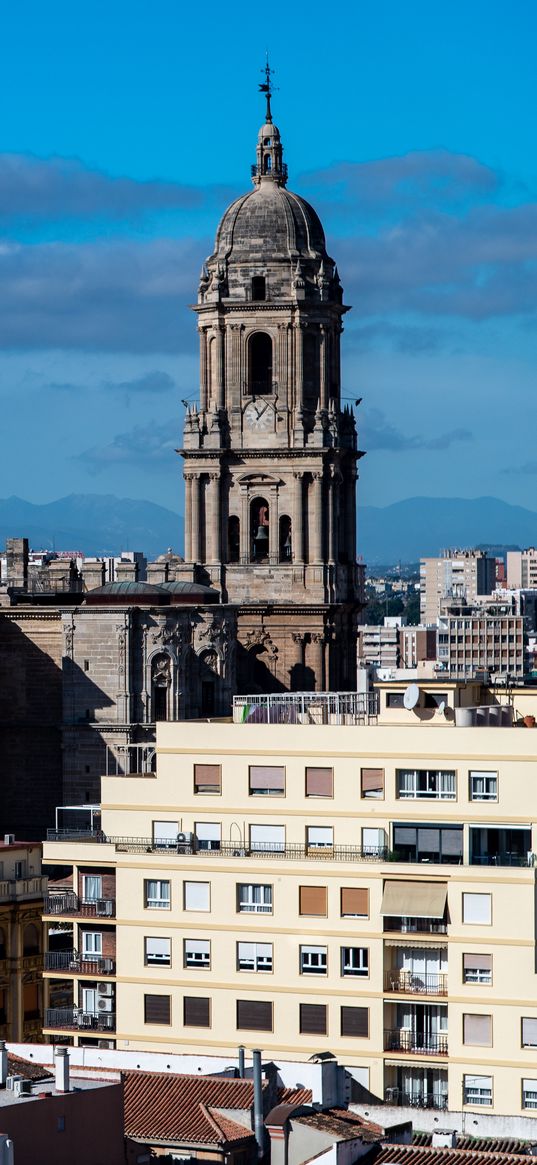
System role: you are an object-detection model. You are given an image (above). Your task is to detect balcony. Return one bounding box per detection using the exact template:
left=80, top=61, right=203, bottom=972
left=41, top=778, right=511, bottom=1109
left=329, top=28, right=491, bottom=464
left=233, top=691, right=379, bottom=725
left=384, top=1088, right=448, bottom=1111
left=384, top=1029, right=448, bottom=1056
left=0, top=876, right=47, bottom=903
left=44, top=950, right=115, bottom=976
left=21, top=953, right=43, bottom=973
left=44, top=893, right=116, bottom=918
left=384, top=971, right=448, bottom=996
left=45, top=1007, right=115, bottom=1032
left=109, top=838, right=388, bottom=862
left=384, top=917, right=448, bottom=935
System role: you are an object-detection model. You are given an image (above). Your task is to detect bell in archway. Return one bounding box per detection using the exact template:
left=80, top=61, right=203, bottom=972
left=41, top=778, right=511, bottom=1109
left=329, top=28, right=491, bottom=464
left=255, top=525, right=269, bottom=546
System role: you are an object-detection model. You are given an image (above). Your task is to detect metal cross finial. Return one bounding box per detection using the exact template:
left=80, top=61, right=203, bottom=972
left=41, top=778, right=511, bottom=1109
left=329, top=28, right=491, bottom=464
left=259, top=54, right=276, bottom=122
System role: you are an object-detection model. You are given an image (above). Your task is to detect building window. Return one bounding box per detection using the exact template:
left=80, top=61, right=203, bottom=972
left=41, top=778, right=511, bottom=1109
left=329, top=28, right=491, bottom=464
left=305, top=767, right=333, bottom=797
left=522, top=1018, right=537, bottom=1047
left=184, top=939, right=210, bottom=969
left=144, top=994, right=171, bottom=1025
left=463, top=1014, right=492, bottom=1047
left=340, top=1006, right=369, bottom=1038
left=463, top=1075, right=492, bottom=1106
left=237, top=884, right=272, bottom=913
left=469, top=771, right=498, bottom=801
left=152, top=821, right=179, bottom=849
left=237, top=942, right=273, bottom=972
left=251, top=276, right=266, bottom=301
left=82, top=875, right=102, bottom=902
left=228, top=516, right=240, bottom=563
left=250, top=497, right=270, bottom=562
left=386, top=692, right=405, bottom=708
left=397, top=769, right=456, bottom=800
left=236, top=999, right=273, bottom=1031
left=248, top=332, right=273, bottom=395
left=299, top=886, right=327, bottom=917
left=463, top=953, right=492, bottom=984
left=279, top=514, right=292, bottom=561
left=361, top=768, right=384, bottom=799
left=362, top=827, right=386, bottom=856
left=184, top=996, right=210, bottom=1027
left=144, top=937, right=171, bottom=967
left=195, top=823, right=221, bottom=851
left=183, top=881, right=210, bottom=911
left=522, top=1079, right=537, bottom=1109
left=340, top=887, right=369, bottom=917
left=393, top=823, right=463, bottom=864
left=300, top=945, right=327, bottom=975
left=250, top=824, right=285, bottom=852
left=300, top=1003, right=327, bottom=1035
left=249, top=766, right=285, bottom=796
left=306, top=826, right=333, bottom=850
left=82, top=931, right=102, bottom=961
left=144, top=879, right=170, bottom=910
left=341, top=947, right=369, bottom=977
left=463, top=893, right=492, bottom=925
left=194, top=764, right=221, bottom=794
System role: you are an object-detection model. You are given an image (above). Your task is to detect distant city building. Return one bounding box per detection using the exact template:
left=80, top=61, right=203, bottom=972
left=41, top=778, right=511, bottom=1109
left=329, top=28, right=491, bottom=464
left=357, top=620, right=436, bottom=674
left=0, top=839, right=47, bottom=1042
left=437, top=608, right=525, bottom=678
left=420, top=550, right=497, bottom=624
left=507, top=548, right=537, bottom=590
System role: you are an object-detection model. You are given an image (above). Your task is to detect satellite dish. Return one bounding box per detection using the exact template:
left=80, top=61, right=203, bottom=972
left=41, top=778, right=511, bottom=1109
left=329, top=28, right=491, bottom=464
left=403, top=684, right=420, bottom=710
left=437, top=701, right=446, bottom=717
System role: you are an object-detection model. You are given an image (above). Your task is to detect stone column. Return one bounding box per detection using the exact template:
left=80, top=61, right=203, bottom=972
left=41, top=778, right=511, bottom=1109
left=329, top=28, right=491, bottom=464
left=277, top=324, right=288, bottom=407
left=269, top=488, right=279, bottom=564
left=199, top=328, right=208, bottom=412
left=329, top=468, right=338, bottom=565
left=291, top=632, right=305, bottom=689
left=191, top=475, right=201, bottom=563
left=294, top=323, right=304, bottom=414
left=240, top=490, right=249, bottom=563
left=215, top=325, right=225, bottom=409
left=310, top=632, right=326, bottom=691
left=319, top=326, right=328, bottom=411
left=292, top=473, right=304, bottom=564
left=207, top=473, right=221, bottom=564
left=184, top=475, right=193, bottom=561
left=310, top=472, right=323, bottom=563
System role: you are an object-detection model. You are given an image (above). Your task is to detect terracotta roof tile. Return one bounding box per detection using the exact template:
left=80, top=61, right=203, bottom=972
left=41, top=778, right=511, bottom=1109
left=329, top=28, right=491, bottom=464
left=376, top=1144, right=537, bottom=1165
left=123, top=1071, right=262, bottom=1145
left=7, top=1054, right=53, bottom=1083
left=278, top=1086, right=313, bottom=1106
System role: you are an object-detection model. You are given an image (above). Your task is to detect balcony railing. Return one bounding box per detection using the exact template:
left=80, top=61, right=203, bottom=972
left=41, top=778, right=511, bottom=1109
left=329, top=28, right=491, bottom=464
left=234, top=691, right=379, bottom=725
left=384, top=1029, right=448, bottom=1056
left=44, top=893, right=115, bottom=918
left=108, top=838, right=388, bottom=861
left=45, top=1008, right=115, bottom=1031
left=384, top=918, right=448, bottom=935
left=0, top=876, right=47, bottom=903
left=384, top=1088, right=448, bottom=1110
left=384, top=971, right=448, bottom=996
left=44, top=950, right=115, bottom=975
left=21, top=953, right=43, bottom=973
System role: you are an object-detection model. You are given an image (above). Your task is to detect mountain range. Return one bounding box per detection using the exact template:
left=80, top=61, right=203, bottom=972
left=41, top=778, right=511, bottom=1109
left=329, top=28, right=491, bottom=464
left=1, top=492, right=537, bottom=565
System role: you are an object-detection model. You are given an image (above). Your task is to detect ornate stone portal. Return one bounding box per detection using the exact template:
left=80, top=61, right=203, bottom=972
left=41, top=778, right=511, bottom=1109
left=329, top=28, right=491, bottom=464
left=181, top=77, right=363, bottom=692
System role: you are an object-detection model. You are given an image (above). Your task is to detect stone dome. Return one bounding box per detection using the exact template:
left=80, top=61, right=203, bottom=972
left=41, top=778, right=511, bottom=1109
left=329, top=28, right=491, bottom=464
left=84, top=581, right=170, bottom=606
left=161, top=581, right=220, bottom=604
left=214, top=182, right=328, bottom=264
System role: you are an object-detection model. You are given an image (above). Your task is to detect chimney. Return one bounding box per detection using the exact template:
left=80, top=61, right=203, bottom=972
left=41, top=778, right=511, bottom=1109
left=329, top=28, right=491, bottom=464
left=238, top=1045, right=245, bottom=1078
left=252, top=1049, right=265, bottom=1159
left=54, top=1047, right=70, bottom=1093
left=432, top=1131, right=457, bottom=1149
left=0, top=1042, right=7, bottom=1088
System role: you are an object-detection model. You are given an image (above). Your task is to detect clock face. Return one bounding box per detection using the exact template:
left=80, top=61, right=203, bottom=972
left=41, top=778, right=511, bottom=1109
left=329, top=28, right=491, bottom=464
left=244, top=402, right=273, bottom=432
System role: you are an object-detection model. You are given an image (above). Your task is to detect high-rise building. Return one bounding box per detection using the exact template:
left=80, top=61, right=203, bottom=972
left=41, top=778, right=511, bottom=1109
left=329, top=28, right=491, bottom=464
left=506, top=549, right=537, bottom=590
left=420, top=552, right=496, bottom=624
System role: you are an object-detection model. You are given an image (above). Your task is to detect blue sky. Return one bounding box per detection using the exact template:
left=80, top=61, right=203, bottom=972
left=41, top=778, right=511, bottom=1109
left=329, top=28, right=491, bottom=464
left=1, top=0, right=537, bottom=520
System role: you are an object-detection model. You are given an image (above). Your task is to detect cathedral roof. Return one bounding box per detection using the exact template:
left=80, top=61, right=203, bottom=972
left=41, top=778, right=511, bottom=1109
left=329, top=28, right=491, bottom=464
left=161, top=581, right=220, bottom=604
left=213, top=182, right=328, bottom=264
left=84, top=581, right=171, bottom=605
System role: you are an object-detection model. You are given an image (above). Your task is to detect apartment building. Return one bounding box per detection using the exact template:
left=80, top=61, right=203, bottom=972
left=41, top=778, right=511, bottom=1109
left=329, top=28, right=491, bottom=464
left=42, top=685, right=537, bottom=1121
left=507, top=550, right=537, bottom=590
left=437, top=610, right=525, bottom=678
left=0, top=839, right=46, bottom=1042
left=420, top=553, right=496, bottom=624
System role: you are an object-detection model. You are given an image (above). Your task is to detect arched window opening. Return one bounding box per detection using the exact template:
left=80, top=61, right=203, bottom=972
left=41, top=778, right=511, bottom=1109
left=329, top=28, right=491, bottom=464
left=23, top=923, right=40, bottom=957
left=303, top=331, right=319, bottom=410
left=248, top=332, right=273, bottom=395
left=263, top=154, right=272, bottom=173
left=151, top=653, right=171, bottom=722
left=279, top=515, right=292, bottom=562
left=228, top=516, right=240, bottom=563
left=251, top=276, right=266, bottom=301
left=250, top=497, right=269, bottom=562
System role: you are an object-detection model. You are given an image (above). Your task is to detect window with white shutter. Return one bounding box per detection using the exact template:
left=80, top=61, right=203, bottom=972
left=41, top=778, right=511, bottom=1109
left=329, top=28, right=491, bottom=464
left=145, top=937, right=171, bottom=966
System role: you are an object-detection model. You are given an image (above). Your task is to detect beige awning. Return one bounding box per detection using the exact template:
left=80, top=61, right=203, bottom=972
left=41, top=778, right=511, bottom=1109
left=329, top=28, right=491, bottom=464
left=381, top=880, right=447, bottom=919
left=384, top=938, right=444, bottom=949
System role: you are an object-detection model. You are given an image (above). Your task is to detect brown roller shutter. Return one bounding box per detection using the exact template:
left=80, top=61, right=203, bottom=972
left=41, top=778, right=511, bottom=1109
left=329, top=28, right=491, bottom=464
left=361, top=768, right=384, bottom=796
left=300, top=1003, right=327, bottom=1035
left=194, top=764, right=221, bottom=792
left=305, top=767, right=333, bottom=797
left=236, top=999, right=273, bottom=1031
left=340, top=887, right=369, bottom=917
left=463, top=1014, right=492, bottom=1046
left=144, top=994, right=171, bottom=1024
left=299, top=886, right=327, bottom=916
left=249, top=766, right=285, bottom=792
left=463, top=954, right=492, bottom=971
left=183, top=996, right=210, bottom=1027
left=341, top=1006, right=369, bottom=1037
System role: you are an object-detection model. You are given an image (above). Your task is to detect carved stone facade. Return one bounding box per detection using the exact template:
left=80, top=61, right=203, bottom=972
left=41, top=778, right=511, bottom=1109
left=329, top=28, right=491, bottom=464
left=181, top=96, right=363, bottom=691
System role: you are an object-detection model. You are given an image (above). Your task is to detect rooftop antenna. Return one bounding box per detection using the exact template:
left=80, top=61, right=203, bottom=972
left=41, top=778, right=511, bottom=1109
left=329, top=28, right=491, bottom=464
left=259, top=53, right=276, bottom=122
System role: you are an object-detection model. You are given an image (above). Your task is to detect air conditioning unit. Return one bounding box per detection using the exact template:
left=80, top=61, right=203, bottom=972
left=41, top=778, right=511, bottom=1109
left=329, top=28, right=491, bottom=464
left=98, top=996, right=113, bottom=1012
left=96, top=900, right=113, bottom=917
left=97, top=981, right=113, bottom=997
left=14, top=1079, right=32, bottom=1097
left=102, top=958, right=114, bottom=973
left=6, top=1075, right=23, bottom=1091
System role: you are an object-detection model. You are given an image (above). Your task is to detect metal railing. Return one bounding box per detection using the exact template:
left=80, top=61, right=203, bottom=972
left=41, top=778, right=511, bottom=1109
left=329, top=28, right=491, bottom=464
left=45, top=1008, right=115, bottom=1031
left=44, top=950, right=115, bottom=975
left=44, top=893, right=116, bottom=918
left=21, top=954, right=43, bottom=972
left=383, top=918, right=448, bottom=935
left=233, top=690, right=379, bottom=725
left=384, top=1029, right=448, bottom=1056
left=384, top=1088, right=448, bottom=1110
left=0, top=876, right=48, bottom=902
left=384, top=971, right=448, bottom=996
left=46, top=828, right=100, bottom=842
left=108, top=837, right=388, bottom=861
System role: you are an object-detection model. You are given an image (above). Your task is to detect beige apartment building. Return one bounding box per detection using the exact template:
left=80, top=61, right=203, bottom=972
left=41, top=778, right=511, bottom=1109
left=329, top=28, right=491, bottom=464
left=507, top=550, right=537, bottom=590
left=437, top=611, right=525, bottom=678
left=42, top=683, right=537, bottom=1121
left=420, top=552, right=496, bottom=624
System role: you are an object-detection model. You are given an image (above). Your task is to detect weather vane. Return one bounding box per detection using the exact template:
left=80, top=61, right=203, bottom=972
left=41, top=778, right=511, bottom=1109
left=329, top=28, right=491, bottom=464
left=259, top=54, right=276, bottom=122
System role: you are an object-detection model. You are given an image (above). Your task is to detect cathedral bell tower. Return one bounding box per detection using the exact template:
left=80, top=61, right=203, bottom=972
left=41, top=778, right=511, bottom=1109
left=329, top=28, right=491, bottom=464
left=181, top=69, right=363, bottom=692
